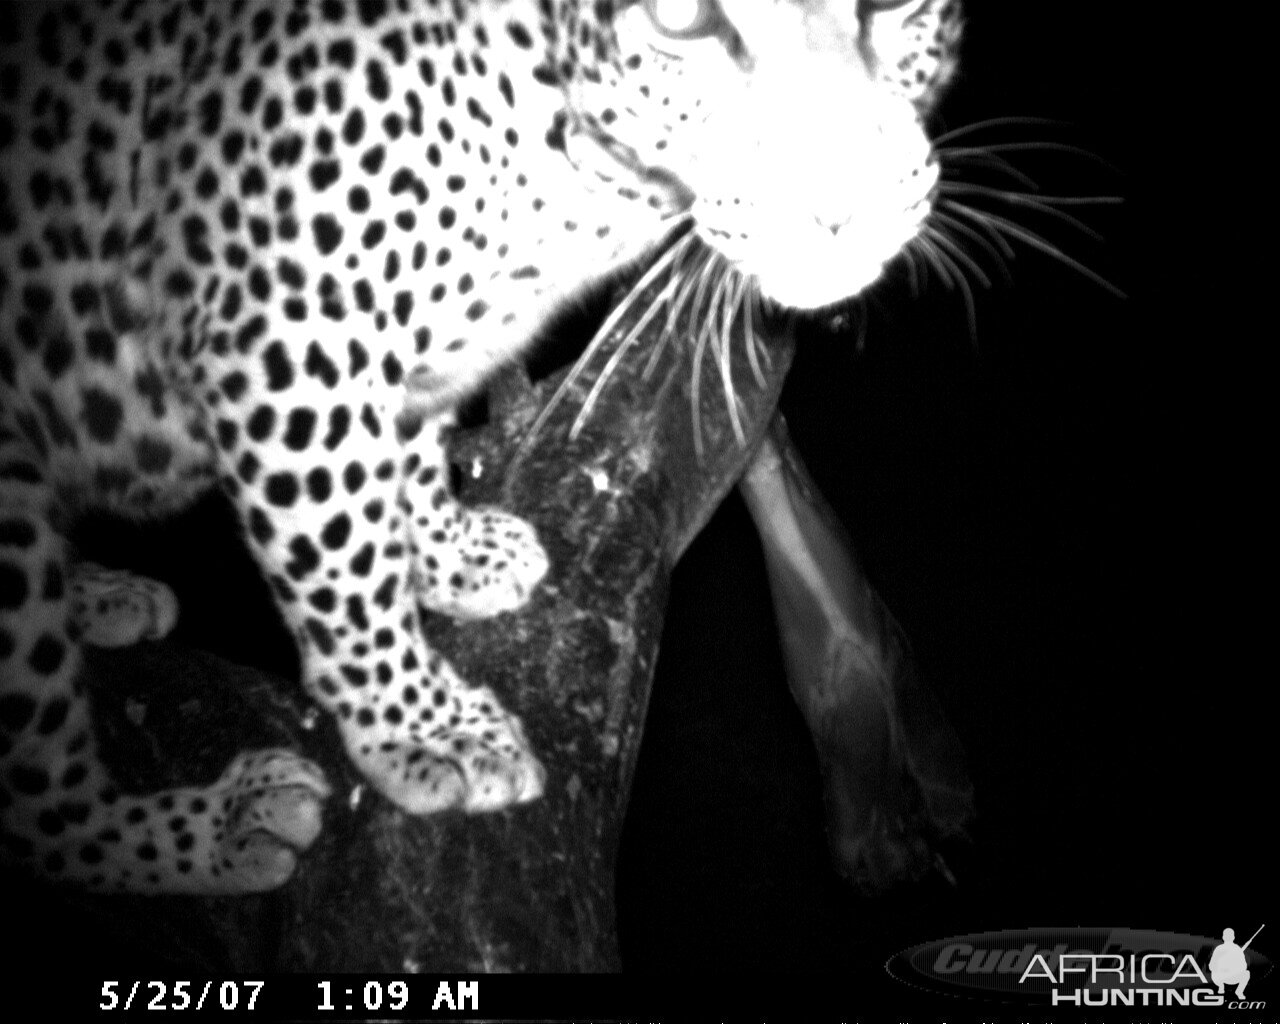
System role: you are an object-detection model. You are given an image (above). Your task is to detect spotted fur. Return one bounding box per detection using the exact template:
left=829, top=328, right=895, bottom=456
left=0, top=0, right=961, bottom=893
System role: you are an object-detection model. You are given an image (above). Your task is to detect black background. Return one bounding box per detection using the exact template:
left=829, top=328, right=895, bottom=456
left=49, top=0, right=1267, bottom=1009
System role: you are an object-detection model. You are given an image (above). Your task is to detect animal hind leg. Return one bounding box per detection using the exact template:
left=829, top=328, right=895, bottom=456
left=0, top=446, right=330, bottom=894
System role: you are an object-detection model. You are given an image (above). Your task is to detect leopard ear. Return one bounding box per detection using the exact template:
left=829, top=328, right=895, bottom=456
left=858, top=0, right=963, bottom=110
left=913, top=0, right=964, bottom=109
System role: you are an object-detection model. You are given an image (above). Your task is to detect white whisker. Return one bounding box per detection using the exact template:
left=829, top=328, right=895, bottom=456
left=902, top=242, right=922, bottom=295
left=517, top=234, right=692, bottom=456
left=924, top=231, right=979, bottom=339
left=713, top=269, right=746, bottom=446
left=944, top=201, right=1126, bottom=298
left=916, top=236, right=956, bottom=291
left=938, top=182, right=1117, bottom=241
left=947, top=140, right=1120, bottom=173
left=689, top=256, right=735, bottom=458
left=939, top=199, right=1017, bottom=260
left=643, top=244, right=711, bottom=381
left=690, top=338, right=707, bottom=461
left=930, top=207, right=1014, bottom=285
left=933, top=146, right=1040, bottom=189
left=568, top=278, right=678, bottom=441
left=750, top=285, right=774, bottom=376
left=737, top=274, right=765, bottom=389
left=687, top=257, right=731, bottom=462
left=625, top=271, right=683, bottom=384
left=930, top=116, right=1071, bottom=147
left=943, top=185, right=1124, bottom=207
left=924, top=224, right=993, bottom=290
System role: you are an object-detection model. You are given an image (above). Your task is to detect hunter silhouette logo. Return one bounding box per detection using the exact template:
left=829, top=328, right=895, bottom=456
left=887, top=925, right=1272, bottom=1008
left=1211, top=925, right=1264, bottom=1000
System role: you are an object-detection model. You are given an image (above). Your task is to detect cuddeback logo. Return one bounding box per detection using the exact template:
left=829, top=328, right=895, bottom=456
left=886, top=926, right=1271, bottom=1008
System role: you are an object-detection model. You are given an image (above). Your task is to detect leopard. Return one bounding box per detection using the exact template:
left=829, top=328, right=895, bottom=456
left=0, top=0, right=962, bottom=894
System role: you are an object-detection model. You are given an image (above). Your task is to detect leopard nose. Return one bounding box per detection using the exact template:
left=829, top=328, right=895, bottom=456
left=820, top=215, right=851, bottom=237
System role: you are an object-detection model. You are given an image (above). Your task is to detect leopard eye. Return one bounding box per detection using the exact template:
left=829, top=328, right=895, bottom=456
left=642, top=0, right=728, bottom=40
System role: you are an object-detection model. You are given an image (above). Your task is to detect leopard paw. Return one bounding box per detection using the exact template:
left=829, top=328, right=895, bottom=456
left=343, top=678, right=546, bottom=815
left=356, top=732, right=547, bottom=815
left=132, top=749, right=330, bottom=894
left=412, top=507, right=549, bottom=620
left=71, top=562, right=179, bottom=648
left=15, top=749, right=332, bottom=894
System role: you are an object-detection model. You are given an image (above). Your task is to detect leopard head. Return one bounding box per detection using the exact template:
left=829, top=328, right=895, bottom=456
left=564, top=0, right=963, bottom=309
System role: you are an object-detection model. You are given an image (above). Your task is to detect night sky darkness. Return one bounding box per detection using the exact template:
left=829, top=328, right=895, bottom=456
left=43, top=0, right=1263, bottom=1003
